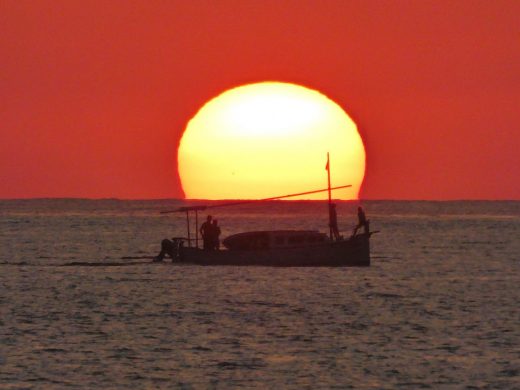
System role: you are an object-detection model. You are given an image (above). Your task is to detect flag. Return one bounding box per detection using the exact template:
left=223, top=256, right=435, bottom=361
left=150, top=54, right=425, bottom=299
left=325, top=153, right=329, bottom=171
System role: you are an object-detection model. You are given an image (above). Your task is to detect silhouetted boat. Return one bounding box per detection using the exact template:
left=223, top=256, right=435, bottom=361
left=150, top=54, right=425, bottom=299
left=171, top=230, right=372, bottom=267
left=157, top=154, right=376, bottom=267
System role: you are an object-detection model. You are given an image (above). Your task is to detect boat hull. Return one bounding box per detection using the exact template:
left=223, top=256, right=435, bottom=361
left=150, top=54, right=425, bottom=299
left=173, top=233, right=371, bottom=267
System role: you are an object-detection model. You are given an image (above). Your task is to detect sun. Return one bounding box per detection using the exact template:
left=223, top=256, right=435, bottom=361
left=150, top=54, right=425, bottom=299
left=178, top=82, right=366, bottom=200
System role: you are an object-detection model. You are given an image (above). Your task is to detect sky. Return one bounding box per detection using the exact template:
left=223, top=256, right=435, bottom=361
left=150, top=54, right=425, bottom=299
left=1, top=0, right=519, bottom=200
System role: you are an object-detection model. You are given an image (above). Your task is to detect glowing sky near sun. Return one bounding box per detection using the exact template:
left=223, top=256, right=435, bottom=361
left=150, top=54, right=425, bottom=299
left=1, top=1, right=519, bottom=199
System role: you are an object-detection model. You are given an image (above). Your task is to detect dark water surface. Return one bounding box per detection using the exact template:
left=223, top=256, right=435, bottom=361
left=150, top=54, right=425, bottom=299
left=1, top=200, right=519, bottom=388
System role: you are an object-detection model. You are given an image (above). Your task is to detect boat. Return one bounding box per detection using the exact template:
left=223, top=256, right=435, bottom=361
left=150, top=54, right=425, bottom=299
left=156, top=154, right=376, bottom=267
left=170, top=230, right=372, bottom=267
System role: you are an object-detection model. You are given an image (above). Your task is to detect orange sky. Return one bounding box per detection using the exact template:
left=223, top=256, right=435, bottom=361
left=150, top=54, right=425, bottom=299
left=1, top=0, right=519, bottom=200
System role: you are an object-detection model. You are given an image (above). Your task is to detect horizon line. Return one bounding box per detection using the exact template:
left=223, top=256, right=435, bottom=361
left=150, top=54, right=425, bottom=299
left=1, top=197, right=519, bottom=202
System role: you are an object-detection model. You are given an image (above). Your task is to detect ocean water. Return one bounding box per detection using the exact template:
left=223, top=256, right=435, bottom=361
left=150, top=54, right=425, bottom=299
left=1, top=200, right=519, bottom=389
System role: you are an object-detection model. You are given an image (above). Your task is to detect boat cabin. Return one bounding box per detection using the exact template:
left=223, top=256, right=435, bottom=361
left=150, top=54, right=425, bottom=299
left=222, top=230, right=329, bottom=251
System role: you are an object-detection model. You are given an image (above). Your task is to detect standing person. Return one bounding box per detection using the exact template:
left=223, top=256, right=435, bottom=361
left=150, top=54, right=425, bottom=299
left=353, top=206, right=369, bottom=235
left=329, top=203, right=341, bottom=240
left=200, top=215, right=213, bottom=250
left=212, top=219, right=221, bottom=250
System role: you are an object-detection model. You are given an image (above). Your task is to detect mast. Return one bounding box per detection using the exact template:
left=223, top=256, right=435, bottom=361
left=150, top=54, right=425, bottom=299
left=326, top=152, right=332, bottom=241
left=195, top=210, right=199, bottom=249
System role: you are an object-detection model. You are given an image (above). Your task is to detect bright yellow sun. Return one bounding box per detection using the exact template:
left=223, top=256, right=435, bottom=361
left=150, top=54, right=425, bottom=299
left=178, top=82, right=366, bottom=200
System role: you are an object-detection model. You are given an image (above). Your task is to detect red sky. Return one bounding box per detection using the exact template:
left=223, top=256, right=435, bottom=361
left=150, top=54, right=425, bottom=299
left=1, top=0, right=519, bottom=200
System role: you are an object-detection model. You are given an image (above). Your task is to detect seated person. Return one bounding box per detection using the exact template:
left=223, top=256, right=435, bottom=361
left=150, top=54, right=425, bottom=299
left=154, top=238, right=182, bottom=262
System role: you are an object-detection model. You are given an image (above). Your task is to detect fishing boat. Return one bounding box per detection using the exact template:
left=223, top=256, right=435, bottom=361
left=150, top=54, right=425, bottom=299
left=156, top=155, right=376, bottom=267
left=166, top=229, right=372, bottom=267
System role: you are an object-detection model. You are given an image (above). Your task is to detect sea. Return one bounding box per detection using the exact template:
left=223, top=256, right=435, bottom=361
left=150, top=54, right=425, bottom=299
left=1, top=199, right=519, bottom=389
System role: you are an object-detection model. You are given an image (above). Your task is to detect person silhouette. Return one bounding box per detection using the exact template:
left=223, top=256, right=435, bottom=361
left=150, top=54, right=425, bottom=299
left=154, top=238, right=181, bottom=262
left=200, top=215, right=213, bottom=250
left=353, top=206, right=369, bottom=235
left=211, top=219, right=221, bottom=250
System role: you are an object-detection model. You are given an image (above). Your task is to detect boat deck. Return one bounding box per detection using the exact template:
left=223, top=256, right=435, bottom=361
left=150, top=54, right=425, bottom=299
left=174, top=233, right=371, bottom=267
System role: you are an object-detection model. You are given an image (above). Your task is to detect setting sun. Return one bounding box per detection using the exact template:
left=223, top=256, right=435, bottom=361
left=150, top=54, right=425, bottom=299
left=178, top=82, right=366, bottom=200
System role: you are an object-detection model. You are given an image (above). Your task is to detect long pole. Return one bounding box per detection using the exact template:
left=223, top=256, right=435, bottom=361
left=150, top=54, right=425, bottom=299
left=326, top=152, right=332, bottom=241
left=160, top=184, right=352, bottom=214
